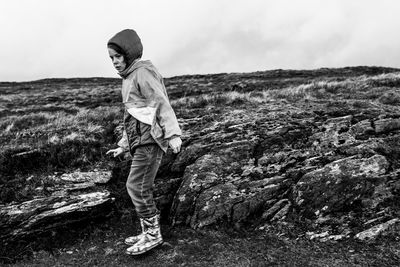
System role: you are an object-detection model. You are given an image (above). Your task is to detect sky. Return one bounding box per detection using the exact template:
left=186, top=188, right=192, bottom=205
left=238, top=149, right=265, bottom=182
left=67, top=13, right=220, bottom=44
left=1, top=0, right=400, bottom=81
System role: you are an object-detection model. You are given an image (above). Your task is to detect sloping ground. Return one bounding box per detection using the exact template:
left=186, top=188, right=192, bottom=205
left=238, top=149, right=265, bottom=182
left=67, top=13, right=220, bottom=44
left=4, top=218, right=400, bottom=267
left=1, top=66, right=400, bottom=264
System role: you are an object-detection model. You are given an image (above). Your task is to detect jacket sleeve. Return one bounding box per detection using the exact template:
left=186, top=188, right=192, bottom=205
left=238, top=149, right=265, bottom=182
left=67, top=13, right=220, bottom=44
left=136, top=68, right=182, bottom=139
left=117, top=129, right=129, bottom=151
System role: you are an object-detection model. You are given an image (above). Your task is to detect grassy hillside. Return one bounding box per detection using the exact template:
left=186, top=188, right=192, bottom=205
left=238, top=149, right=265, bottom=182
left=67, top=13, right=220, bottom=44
left=1, top=66, right=400, bottom=266
left=2, top=66, right=400, bottom=204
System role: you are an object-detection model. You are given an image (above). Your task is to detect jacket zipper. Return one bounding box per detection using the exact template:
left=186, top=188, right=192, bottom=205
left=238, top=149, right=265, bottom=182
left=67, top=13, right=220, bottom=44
left=136, top=120, right=141, bottom=136
left=136, top=119, right=141, bottom=145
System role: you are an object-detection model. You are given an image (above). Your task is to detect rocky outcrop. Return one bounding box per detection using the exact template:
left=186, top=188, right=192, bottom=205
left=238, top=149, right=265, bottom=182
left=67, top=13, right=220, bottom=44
left=164, top=105, right=311, bottom=228
left=0, top=171, right=114, bottom=241
left=162, top=103, right=400, bottom=238
left=169, top=153, right=290, bottom=228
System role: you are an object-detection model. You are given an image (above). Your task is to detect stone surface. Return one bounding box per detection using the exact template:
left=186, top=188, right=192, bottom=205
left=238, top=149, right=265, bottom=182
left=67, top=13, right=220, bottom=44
left=0, top=171, right=114, bottom=241
left=374, top=118, right=400, bottom=134
left=310, top=115, right=355, bottom=150
left=355, top=218, right=400, bottom=241
left=60, top=171, right=112, bottom=184
left=169, top=146, right=290, bottom=228
left=262, top=199, right=290, bottom=220
left=306, top=231, right=349, bottom=242
left=294, top=155, right=389, bottom=216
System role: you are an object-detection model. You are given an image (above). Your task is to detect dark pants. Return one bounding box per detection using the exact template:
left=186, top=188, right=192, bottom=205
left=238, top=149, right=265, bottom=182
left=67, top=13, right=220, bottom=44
left=126, top=144, right=163, bottom=218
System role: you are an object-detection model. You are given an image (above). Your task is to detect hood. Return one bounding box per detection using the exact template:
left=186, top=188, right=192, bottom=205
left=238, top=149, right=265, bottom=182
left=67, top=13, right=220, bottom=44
left=107, top=29, right=143, bottom=66
left=118, top=60, right=157, bottom=79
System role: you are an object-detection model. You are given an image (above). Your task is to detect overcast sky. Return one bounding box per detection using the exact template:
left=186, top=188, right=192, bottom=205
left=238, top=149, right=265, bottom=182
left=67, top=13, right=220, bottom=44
left=1, top=0, right=400, bottom=81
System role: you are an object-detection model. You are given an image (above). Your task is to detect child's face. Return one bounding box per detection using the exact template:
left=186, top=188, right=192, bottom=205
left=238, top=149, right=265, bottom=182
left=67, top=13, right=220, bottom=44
left=108, top=48, right=126, bottom=72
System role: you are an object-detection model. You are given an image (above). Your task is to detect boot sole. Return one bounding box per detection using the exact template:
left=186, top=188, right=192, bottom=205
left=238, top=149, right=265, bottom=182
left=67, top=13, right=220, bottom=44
left=125, top=239, right=163, bottom=256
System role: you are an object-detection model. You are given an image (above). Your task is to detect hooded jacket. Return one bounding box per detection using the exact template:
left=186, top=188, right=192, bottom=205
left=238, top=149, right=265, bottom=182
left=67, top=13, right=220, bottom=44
left=118, top=60, right=182, bottom=153
left=108, top=30, right=181, bottom=153
left=108, top=29, right=143, bottom=66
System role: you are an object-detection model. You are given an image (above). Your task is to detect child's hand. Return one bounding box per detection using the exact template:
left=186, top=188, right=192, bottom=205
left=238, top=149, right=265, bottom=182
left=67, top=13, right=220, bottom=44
left=169, top=137, right=182, bottom=154
left=106, top=147, right=124, bottom=157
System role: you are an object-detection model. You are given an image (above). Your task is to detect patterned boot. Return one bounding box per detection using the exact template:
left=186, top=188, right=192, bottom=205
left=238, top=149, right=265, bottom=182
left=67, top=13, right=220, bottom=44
left=124, top=219, right=145, bottom=246
left=126, top=214, right=163, bottom=255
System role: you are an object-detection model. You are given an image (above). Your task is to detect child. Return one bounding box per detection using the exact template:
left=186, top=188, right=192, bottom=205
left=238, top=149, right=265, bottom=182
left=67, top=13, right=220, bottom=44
left=106, top=29, right=182, bottom=255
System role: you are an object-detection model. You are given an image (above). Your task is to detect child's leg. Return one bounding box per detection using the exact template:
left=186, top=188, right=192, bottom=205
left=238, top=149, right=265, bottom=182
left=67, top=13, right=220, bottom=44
left=126, top=144, right=163, bottom=218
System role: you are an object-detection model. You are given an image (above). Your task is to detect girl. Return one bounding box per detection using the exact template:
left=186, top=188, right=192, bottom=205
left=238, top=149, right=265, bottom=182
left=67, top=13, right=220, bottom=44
left=106, top=29, right=182, bottom=255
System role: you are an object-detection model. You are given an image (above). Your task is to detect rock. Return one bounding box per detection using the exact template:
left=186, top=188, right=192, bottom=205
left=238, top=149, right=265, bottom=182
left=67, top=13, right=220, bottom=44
left=366, top=183, right=394, bottom=210
left=306, top=231, right=329, bottom=240
left=230, top=183, right=284, bottom=223
left=294, top=155, right=389, bottom=216
left=170, top=143, right=211, bottom=174
left=363, top=216, right=388, bottom=227
left=311, top=115, right=355, bottom=150
left=170, top=153, right=290, bottom=228
left=189, top=183, right=240, bottom=228
left=154, top=177, right=183, bottom=212
left=306, top=231, right=349, bottom=242
left=271, top=202, right=291, bottom=221
left=355, top=218, right=400, bottom=241
left=262, top=199, right=290, bottom=220
left=60, top=171, right=112, bottom=184
left=349, top=119, right=375, bottom=138
left=339, top=139, right=383, bottom=157
left=169, top=154, right=227, bottom=226
left=374, top=118, right=400, bottom=134
left=0, top=172, right=114, bottom=241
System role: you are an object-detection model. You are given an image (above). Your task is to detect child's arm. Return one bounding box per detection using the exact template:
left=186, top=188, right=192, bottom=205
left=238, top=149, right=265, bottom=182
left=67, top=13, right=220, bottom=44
left=107, top=126, right=129, bottom=157
left=117, top=129, right=129, bottom=151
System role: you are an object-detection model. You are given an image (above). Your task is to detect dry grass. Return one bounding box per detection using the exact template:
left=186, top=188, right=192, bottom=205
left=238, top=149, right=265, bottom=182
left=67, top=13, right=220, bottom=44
left=0, top=113, right=53, bottom=132
left=267, top=72, right=400, bottom=102
left=1, top=106, right=121, bottom=147
left=0, top=106, right=123, bottom=180
left=171, top=72, right=400, bottom=108
left=171, top=91, right=269, bottom=109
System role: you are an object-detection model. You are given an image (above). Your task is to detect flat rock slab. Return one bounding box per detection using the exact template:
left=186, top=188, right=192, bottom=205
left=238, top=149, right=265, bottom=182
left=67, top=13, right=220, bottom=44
left=355, top=218, right=400, bottom=241
left=60, top=171, right=112, bottom=184
left=0, top=171, right=114, bottom=241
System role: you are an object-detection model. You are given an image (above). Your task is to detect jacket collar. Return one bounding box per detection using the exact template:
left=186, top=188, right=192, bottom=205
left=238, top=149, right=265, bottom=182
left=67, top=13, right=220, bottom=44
left=118, top=59, right=141, bottom=79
